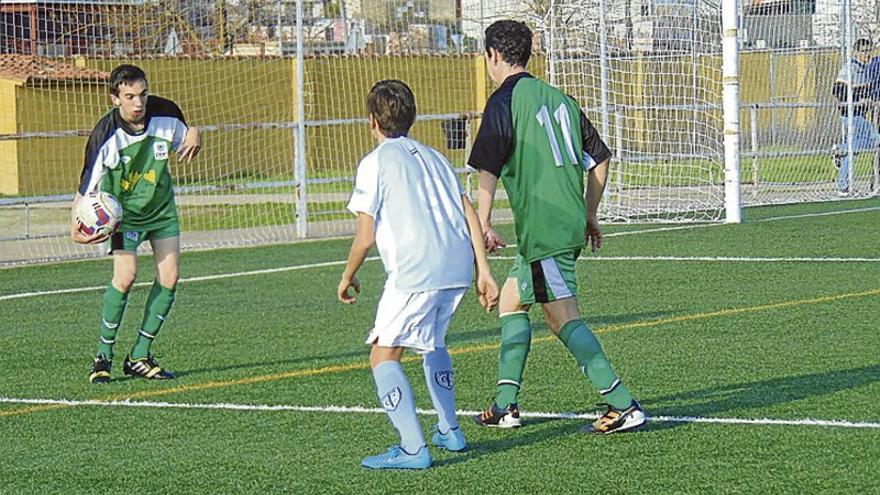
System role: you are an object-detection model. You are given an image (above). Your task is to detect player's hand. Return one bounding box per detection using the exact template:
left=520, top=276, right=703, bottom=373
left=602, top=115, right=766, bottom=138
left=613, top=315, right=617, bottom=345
left=70, top=223, right=110, bottom=245
left=476, top=272, right=499, bottom=313
left=586, top=216, right=603, bottom=253
left=483, top=227, right=506, bottom=254
left=337, top=275, right=361, bottom=304
left=178, top=127, right=202, bottom=163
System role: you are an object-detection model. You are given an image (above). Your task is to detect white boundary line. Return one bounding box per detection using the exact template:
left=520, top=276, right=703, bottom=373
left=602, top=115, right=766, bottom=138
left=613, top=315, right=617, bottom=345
left=0, top=257, right=378, bottom=302
left=4, top=253, right=879, bottom=303
left=3, top=206, right=878, bottom=303
left=1, top=396, right=877, bottom=430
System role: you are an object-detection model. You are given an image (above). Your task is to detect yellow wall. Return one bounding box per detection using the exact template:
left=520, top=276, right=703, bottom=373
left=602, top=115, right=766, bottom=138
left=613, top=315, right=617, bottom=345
left=5, top=50, right=840, bottom=196
left=0, top=80, right=18, bottom=195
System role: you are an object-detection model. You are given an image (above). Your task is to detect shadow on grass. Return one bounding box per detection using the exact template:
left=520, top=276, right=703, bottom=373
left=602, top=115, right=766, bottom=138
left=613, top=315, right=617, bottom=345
left=644, top=364, right=880, bottom=431
left=171, top=308, right=674, bottom=379
left=432, top=417, right=578, bottom=468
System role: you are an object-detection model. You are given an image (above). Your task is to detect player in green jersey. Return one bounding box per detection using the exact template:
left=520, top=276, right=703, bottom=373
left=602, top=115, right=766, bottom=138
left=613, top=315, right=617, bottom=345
left=469, top=20, right=645, bottom=434
left=72, top=64, right=201, bottom=383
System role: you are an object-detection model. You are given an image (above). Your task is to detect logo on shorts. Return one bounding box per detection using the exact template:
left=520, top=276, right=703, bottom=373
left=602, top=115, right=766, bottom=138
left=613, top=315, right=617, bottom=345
left=381, top=387, right=402, bottom=411
left=153, top=142, right=169, bottom=160
left=125, top=231, right=139, bottom=242
left=521, top=282, right=528, bottom=291
left=434, top=371, right=454, bottom=390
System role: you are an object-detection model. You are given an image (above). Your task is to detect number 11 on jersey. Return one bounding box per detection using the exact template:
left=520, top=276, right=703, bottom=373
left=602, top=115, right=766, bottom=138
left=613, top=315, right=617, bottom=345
left=536, top=104, right=578, bottom=167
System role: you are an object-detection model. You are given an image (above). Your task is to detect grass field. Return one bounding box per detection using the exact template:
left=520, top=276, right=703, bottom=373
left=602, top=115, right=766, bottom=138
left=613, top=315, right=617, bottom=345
left=1, top=198, right=879, bottom=494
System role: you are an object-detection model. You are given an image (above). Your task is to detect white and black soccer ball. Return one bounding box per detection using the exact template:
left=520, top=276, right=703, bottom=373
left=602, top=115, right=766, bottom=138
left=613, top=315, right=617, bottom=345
left=76, top=192, right=122, bottom=237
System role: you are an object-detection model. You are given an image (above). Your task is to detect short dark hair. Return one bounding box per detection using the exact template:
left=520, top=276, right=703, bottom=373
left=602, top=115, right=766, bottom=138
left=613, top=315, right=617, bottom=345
left=855, top=38, right=873, bottom=52
left=366, top=80, right=416, bottom=138
left=109, top=64, right=147, bottom=96
left=485, top=20, right=532, bottom=68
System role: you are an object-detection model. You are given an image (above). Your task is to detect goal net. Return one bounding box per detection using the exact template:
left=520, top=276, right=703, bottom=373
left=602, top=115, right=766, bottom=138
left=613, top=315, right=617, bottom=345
left=0, top=0, right=877, bottom=265
left=546, top=0, right=726, bottom=222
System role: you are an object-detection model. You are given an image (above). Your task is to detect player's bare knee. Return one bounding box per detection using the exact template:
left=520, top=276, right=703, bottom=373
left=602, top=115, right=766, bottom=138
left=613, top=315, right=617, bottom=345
left=112, top=270, right=137, bottom=292
left=157, top=270, right=179, bottom=289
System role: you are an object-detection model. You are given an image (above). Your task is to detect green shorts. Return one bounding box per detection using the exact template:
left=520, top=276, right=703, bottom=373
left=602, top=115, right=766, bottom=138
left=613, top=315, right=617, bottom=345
left=509, top=250, right=581, bottom=305
left=109, top=222, right=180, bottom=253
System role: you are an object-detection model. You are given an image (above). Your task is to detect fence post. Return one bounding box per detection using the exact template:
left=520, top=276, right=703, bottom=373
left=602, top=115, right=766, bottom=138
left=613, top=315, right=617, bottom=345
left=614, top=108, right=624, bottom=198
left=843, top=0, right=854, bottom=195
left=598, top=0, right=611, bottom=200
left=750, top=104, right=759, bottom=198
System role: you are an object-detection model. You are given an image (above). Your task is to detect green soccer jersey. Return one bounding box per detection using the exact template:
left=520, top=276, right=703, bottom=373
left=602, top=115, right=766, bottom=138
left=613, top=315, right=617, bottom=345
left=78, top=96, right=188, bottom=230
left=469, top=73, right=612, bottom=262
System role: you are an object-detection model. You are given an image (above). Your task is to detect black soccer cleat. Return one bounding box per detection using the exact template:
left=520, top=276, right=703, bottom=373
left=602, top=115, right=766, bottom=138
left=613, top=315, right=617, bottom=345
left=123, top=354, right=175, bottom=380
left=582, top=401, right=647, bottom=435
left=89, top=354, right=112, bottom=384
left=473, top=402, right=522, bottom=428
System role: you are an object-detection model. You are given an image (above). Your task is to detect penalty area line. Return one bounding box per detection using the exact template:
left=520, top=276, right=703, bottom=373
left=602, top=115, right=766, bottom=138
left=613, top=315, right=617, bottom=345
left=0, top=397, right=877, bottom=430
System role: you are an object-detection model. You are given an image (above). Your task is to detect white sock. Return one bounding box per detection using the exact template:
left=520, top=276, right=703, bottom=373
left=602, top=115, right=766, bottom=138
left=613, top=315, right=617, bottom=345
left=422, top=347, right=460, bottom=433
left=372, top=360, right=425, bottom=453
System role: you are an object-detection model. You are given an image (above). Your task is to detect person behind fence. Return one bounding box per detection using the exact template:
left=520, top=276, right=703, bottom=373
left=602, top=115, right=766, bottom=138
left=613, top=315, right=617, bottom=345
left=832, top=38, right=878, bottom=196
left=72, top=64, right=201, bottom=384
left=468, top=20, right=646, bottom=434
left=337, top=79, right=499, bottom=470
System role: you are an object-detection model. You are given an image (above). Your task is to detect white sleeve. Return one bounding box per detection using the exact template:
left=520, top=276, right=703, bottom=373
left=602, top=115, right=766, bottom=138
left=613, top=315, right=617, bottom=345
left=582, top=151, right=599, bottom=171
left=347, top=155, right=380, bottom=217
left=172, top=120, right=188, bottom=152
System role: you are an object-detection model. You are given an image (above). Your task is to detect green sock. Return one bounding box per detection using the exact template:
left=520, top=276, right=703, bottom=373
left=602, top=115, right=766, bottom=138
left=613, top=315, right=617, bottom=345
left=494, top=313, right=532, bottom=409
left=130, top=281, right=176, bottom=360
left=97, top=284, right=128, bottom=360
left=558, top=319, right=634, bottom=410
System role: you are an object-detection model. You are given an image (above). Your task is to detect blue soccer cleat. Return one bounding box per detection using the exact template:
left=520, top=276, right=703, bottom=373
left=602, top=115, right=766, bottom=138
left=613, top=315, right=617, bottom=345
left=361, top=445, right=432, bottom=470
left=431, top=425, right=468, bottom=452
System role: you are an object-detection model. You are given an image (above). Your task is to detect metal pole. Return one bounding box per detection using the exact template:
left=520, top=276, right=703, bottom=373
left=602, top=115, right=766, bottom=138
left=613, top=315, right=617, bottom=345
left=722, top=0, right=742, bottom=223
left=295, top=0, right=308, bottom=237
left=769, top=50, right=776, bottom=143
left=750, top=104, right=759, bottom=198
left=615, top=109, right=624, bottom=202
left=549, top=0, right=556, bottom=86
left=844, top=0, right=854, bottom=194
left=692, top=1, right=699, bottom=153
left=598, top=0, right=612, bottom=201
left=598, top=0, right=611, bottom=138
left=277, top=0, right=282, bottom=55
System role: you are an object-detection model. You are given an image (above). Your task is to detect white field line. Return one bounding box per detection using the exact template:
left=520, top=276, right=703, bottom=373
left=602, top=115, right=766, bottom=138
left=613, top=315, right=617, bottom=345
left=2, top=206, right=877, bottom=303
left=0, top=257, right=378, bottom=302
left=752, top=205, right=880, bottom=223
left=1, top=396, right=877, bottom=430
left=4, top=253, right=878, bottom=303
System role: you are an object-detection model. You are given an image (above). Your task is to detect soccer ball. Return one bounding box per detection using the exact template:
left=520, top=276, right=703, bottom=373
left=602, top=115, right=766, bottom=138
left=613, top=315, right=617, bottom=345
left=76, top=192, right=122, bottom=237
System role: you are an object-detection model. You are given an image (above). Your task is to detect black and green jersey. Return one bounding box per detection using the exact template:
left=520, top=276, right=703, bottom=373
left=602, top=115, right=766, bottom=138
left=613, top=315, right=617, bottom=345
left=469, top=73, right=611, bottom=262
left=78, top=96, right=188, bottom=230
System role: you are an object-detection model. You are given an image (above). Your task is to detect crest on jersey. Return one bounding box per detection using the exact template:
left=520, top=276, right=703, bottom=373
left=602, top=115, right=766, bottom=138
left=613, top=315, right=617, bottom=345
left=153, top=142, right=169, bottom=160
left=381, top=387, right=402, bottom=411
left=434, top=370, right=454, bottom=390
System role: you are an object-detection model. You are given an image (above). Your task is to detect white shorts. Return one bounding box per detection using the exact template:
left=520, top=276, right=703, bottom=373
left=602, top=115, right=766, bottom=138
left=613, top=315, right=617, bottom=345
left=366, top=285, right=468, bottom=353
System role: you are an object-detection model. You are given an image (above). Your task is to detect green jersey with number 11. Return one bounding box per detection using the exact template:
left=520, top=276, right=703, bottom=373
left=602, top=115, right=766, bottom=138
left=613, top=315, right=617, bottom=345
left=468, top=73, right=611, bottom=262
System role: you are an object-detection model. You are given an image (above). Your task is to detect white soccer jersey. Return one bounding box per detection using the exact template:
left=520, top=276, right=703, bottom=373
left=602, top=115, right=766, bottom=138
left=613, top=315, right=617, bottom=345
left=347, top=136, right=474, bottom=292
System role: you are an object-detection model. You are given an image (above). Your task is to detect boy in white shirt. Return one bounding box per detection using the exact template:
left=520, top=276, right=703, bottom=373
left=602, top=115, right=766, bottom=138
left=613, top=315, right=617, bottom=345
left=338, top=79, right=499, bottom=470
